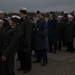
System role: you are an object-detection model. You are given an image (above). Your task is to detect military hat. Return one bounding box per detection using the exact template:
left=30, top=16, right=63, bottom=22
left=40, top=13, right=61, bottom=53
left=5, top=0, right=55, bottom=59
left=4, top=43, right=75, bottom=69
left=36, top=10, right=41, bottom=14
left=20, top=7, right=27, bottom=11
left=0, top=11, right=4, bottom=14
left=74, top=12, right=75, bottom=14
left=50, top=11, right=54, bottom=14
left=0, top=19, right=4, bottom=24
left=67, top=14, right=73, bottom=18
left=64, top=12, right=67, bottom=14
left=58, top=15, right=63, bottom=18
left=11, top=15, right=21, bottom=22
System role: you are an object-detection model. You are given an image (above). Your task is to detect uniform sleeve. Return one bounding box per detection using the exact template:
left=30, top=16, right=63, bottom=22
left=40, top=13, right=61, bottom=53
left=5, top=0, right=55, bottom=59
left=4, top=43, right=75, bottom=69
left=54, top=19, right=58, bottom=36
left=3, top=19, right=10, bottom=28
left=24, top=20, right=32, bottom=51
left=73, top=22, right=75, bottom=37
left=2, top=29, right=21, bottom=57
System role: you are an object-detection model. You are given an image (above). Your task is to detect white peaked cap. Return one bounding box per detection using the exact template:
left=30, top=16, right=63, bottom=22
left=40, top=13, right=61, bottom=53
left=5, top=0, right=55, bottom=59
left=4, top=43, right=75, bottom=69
left=58, top=15, right=63, bottom=18
left=0, top=19, right=4, bottom=24
left=20, top=7, right=27, bottom=11
left=12, top=15, right=21, bottom=19
left=67, top=14, right=73, bottom=18
left=0, top=11, right=4, bottom=14
left=74, top=12, right=75, bottom=14
left=64, top=11, right=67, bottom=14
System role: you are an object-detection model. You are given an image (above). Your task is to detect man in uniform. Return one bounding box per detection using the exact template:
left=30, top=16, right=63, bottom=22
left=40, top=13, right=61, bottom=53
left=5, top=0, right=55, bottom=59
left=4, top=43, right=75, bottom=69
left=0, top=11, right=10, bottom=28
left=33, top=11, right=48, bottom=66
left=47, top=12, right=58, bottom=54
left=57, top=15, right=65, bottom=51
left=0, top=15, right=21, bottom=75
left=0, top=19, right=5, bottom=75
left=62, top=12, right=68, bottom=47
left=65, top=14, right=75, bottom=53
left=17, top=7, right=32, bottom=73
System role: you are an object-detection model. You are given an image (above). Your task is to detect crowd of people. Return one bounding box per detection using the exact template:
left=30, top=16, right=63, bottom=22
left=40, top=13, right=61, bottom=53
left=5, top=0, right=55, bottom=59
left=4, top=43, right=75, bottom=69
left=0, top=7, right=75, bottom=75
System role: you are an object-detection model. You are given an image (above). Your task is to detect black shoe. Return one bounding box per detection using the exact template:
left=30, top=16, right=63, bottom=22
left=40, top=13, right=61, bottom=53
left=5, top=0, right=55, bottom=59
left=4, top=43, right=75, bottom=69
left=48, top=51, right=53, bottom=53
left=32, top=54, right=36, bottom=57
left=23, top=69, right=31, bottom=73
left=41, top=62, right=48, bottom=66
left=65, top=49, right=70, bottom=52
left=33, top=60, right=41, bottom=63
left=71, top=50, right=74, bottom=53
left=54, top=51, right=57, bottom=54
left=17, top=68, right=24, bottom=71
left=12, top=72, right=15, bottom=75
left=16, top=58, right=19, bottom=61
left=58, top=48, right=61, bottom=51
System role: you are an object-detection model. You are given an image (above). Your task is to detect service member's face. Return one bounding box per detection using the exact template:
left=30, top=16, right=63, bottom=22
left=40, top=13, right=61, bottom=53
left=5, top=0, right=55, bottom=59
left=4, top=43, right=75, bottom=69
left=57, top=18, right=62, bottom=21
left=68, top=17, right=73, bottom=22
left=0, top=23, right=3, bottom=28
left=0, top=14, right=4, bottom=19
left=49, top=14, right=53, bottom=18
left=12, top=21, right=17, bottom=28
left=42, top=16, right=44, bottom=19
left=36, top=13, right=41, bottom=19
left=19, top=12, right=23, bottom=17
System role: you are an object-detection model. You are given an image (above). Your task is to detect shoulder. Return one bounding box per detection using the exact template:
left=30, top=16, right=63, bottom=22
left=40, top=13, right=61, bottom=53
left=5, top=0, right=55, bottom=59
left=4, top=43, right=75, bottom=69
left=3, top=18, right=9, bottom=23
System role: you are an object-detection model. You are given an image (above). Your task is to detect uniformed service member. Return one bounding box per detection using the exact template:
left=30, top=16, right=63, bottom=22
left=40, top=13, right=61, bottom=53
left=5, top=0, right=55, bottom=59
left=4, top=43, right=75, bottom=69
left=30, top=17, right=36, bottom=56
left=73, top=12, right=75, bottom=21
left=0, top=11, right=10, bottom=28
left=0, top=19, right=5, bottom=75
left=57, top=15, right=65, bottom=51
left=62, top=12, right=68, bottom=47
left=47, top=12, right=58, bottom=54
left=33, top=11, right=48, bottom=66
left=17, top=7, right=32, bottom=73
left=65, top=14, right=75, bottom=53
left=0, top=15, right=21, bottom=75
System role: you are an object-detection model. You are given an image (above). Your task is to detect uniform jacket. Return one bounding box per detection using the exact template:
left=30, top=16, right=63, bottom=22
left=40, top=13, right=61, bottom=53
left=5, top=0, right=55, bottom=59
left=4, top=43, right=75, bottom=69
left=47, top=18, right=58, bottom=44
left=35, top=18, right=47, bottom=50
left=65, top=21, right=75, bottom=42
left=18, top=16, right=32, bottom=52
left=1, top=25, right=21, bottom=58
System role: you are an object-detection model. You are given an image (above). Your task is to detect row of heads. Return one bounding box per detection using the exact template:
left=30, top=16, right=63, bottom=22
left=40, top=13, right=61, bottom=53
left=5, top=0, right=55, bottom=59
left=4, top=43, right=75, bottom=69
left=0, top=15, right=21, bottom=24
left=0, top=7, right=74, bottom=22
left=37, top=10, right=74, bottom=18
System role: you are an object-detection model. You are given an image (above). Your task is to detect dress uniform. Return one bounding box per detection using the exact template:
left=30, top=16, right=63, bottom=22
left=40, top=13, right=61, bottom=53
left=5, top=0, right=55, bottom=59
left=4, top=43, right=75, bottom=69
left=62, top=12, right=68, bottom=47
left=0, top=20, right=5, bottom=75
left=47, top=12, right=58, bottom=53
left=33, top=11, right=48, bottom=66
left=0, top=11, right=10, bottom=29
left=30, top=17, right=36, bottom=56
left=18, top=7, right=32, bottom=73
left=73, top=12, right=75, bottom=22
left=0, top=15, right=21, bottom=75
left=65, top=14, right=75, bottom=53
left=57, top=16, right=65, bottom=51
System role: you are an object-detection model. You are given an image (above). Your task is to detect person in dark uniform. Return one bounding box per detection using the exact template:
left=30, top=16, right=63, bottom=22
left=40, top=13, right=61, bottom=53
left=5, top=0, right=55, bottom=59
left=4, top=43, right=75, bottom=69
left=30, top=17, right=36, bottom=57
left=57, top=15, right=65, bottom=51
left=0, top=11, right=10, bottom=29
left=47, top=12, right=58, bottom=54
left=0, top=20, right=5, bottom=75
left=0, top=15, right=21, bottom=75
left=17, top=7, right=32, bottom=73
left=65, top=14, right=75, bottom=53
left=73, top=12, right=75, bottom=22
left=62, top=12, right=68, bottom=47
left=33, top=11, right=48, bottom=66
left=41, top=13, right=49, bottom=52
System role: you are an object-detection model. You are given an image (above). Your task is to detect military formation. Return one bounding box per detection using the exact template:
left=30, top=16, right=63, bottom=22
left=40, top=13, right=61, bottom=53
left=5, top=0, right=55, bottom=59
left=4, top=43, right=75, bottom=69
left=0, top=7, right=75, bottom=75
